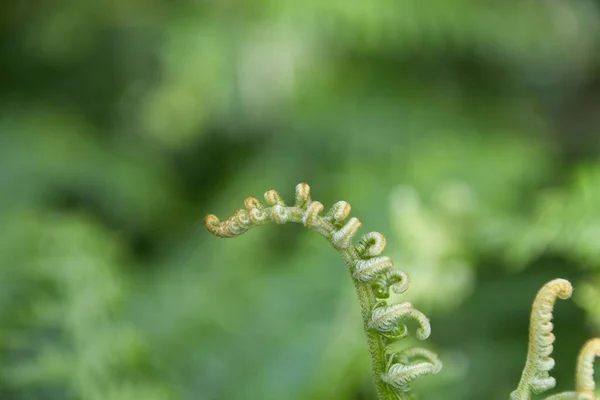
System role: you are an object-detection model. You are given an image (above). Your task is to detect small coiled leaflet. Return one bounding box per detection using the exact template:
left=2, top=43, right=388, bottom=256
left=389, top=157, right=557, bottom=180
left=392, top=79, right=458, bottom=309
left=382, top=348, right=442, bottom=395
left=370, top=302, right=431, bottom=341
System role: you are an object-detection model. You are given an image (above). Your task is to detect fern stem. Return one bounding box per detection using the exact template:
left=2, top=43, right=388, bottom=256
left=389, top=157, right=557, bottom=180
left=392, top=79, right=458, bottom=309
left=359, top=285, right=391, bottom=399
left=341, top=249, right=392, bottom=399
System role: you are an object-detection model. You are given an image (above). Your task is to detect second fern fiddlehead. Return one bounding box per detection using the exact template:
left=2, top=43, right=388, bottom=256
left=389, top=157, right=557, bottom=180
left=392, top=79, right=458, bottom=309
left=512, top=279, right=573, bottom=400
left=205, top=183, right=441, bottom=400
left=575, top=338, right=600, bottom=399
left=513, top=279, right=600, bottom=400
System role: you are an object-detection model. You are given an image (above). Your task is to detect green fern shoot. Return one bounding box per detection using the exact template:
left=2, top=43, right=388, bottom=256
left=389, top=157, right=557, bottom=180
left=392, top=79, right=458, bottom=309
left=513, top=279, right=600, bottom=400
left=204, top=183, right=441, bottom=400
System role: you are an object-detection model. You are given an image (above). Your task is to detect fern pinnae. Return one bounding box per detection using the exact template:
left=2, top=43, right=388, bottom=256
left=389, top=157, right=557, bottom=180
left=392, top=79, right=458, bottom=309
left=295, top=182, right=311, bottom=207
left=396, top=348, right=441, bottom=365
left=382, top=348, right=442, bottom=395
left=265, top=189, right=286, bottom=206
left=353, top=256, right=394, bottom=282
left=325, top=200, right=352, bottom=225
left=331, top=217, right=362, bottom=250
left=512, top=279, right=573, bottom=400
left=205, top=183, right=441, bottom=399
left=356, top=231, right=387, bottom=257
left=382, top=362, right=438, bottom=395
left=370, top=302, right=431, bottom=340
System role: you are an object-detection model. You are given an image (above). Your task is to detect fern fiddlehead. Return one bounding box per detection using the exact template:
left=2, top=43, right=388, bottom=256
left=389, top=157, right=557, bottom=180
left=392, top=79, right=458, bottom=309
left=575, top=338, right=600, bottom=399
left=512, top=279, right=573, bottom=400
left=513, top=279, right=600, bottom=400
left=549, top=338, right=600, bottom=400
left=205, top=183, right=441, bottom=399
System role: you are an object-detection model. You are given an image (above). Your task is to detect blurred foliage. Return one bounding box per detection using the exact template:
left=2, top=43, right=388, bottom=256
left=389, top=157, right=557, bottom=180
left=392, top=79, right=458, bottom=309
left=2, top=0, right=600, bottom=399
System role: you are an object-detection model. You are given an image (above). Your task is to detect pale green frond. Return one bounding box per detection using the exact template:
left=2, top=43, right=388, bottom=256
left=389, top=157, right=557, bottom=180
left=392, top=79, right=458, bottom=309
left=576, top=338, right=600, bottom=399
left=205, top=182, right=441, bottom=399
left=512, top=279, right=573, bottom=400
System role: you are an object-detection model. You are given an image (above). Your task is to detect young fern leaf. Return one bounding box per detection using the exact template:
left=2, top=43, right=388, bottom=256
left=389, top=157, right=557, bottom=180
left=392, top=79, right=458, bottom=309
left=575, top=338, right=600, bottom=400
left=538, top=338, right=600, bottom=400
left=540, top=338, right=600, bottom=400
left=205, top=183, right=441, bottom=400
left=513, top=281, right=600, bottom=400
left=382, top=348, right=442, bottom=396
left=512, top=279, right=573, bottom=400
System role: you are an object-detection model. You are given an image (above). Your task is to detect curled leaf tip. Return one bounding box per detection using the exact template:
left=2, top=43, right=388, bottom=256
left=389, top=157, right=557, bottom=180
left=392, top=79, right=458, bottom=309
left=244, top=196, right=263, bottom=211
left=370, top=302, right=431, bottom=340
left=204, top=213, right=247, bottom=238
left=356, top=232, right=387, bottom=257
left=295, top=183, right=311, bottom=208
left=332, top=217, right=362, bottom=250
left=382, top=348, right=442, bottom=395
left=353, top=256, right=394, bottom=283
left=265, top=189, right=285, bottom=206
left=204, top=214, right=224, bottom=236
left=549, top=278, right=574, bottom=300
left=326, top=201, right=351, bottom=224
left=204, top=213, right=219, bottom=226
left=372, top=270, right=411, bottom=299
left=390, top=271, right=411, bottom=295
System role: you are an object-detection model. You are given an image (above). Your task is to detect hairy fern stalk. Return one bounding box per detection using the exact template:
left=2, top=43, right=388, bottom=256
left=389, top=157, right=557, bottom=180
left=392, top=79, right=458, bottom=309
left=205, top=183, right=441, bottom=399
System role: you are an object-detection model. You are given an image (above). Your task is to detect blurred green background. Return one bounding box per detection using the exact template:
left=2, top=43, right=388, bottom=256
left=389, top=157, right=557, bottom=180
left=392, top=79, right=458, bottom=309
left=2, top=1, right=600, bottom=399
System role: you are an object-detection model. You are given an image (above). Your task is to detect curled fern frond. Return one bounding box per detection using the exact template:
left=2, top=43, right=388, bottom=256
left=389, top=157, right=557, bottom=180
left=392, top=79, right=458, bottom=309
left=205, top=183, right=441, bottom=399
left=372, top=269, right=411, bottom=298
left=542, top=338, right=600, bottom=400
left=356, top=232, right=387, bottom=257
left=512, top=278, right=573, bottom=400
left=382, top=348, right=442, bottom=396
left=325, top=200, right=352, bottom=225
left=576, top=338, right=600, bottom=399
left=370, top=302, right=431, bottom=341
left=332, top=217, right=363, bottom=250
left=354, top=256, right=394, bottom=282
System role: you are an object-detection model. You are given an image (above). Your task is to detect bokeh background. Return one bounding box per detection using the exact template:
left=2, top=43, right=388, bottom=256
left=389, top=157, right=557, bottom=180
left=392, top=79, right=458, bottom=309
left=2, top=1, right=600, bottom=399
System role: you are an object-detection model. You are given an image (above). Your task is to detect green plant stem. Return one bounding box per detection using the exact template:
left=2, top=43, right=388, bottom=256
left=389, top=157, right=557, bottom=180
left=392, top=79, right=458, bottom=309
left=305, top=212, right=391, bottom=399
left=358, top=284, right=390, bottom=399
left=268, top=208, right=391, bottom=399
left=341, top=249, right=391, bottom=399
